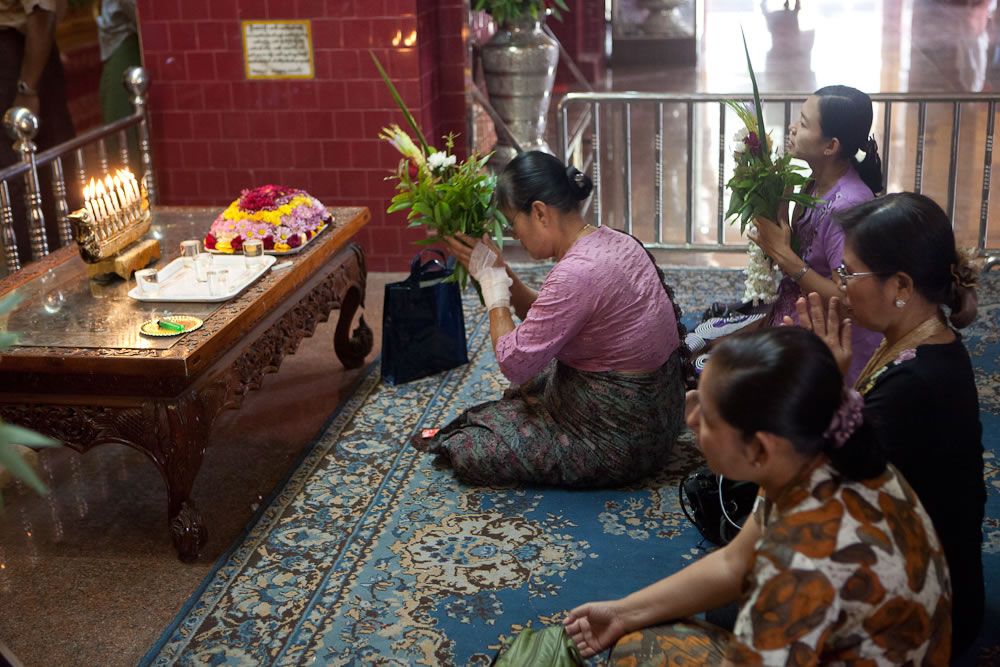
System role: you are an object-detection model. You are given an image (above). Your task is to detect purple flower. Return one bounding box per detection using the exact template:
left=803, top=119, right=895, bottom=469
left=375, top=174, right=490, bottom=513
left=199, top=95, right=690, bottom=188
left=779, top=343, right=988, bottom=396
left=744, top=132, right=763, bottom=156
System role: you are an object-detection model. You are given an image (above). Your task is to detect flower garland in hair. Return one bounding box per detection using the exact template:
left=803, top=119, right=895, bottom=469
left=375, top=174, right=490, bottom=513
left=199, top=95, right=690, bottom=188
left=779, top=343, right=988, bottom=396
left=724, top=31, right=822, bottom=305
left=823, top=389, right=864, bottom=448
left=372, top=51, right=506, bottom=293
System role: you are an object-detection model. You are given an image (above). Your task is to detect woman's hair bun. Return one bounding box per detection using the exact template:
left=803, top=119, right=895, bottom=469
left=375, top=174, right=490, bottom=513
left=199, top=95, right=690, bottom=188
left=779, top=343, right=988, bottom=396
left=565, top=166, right=594, bottom=201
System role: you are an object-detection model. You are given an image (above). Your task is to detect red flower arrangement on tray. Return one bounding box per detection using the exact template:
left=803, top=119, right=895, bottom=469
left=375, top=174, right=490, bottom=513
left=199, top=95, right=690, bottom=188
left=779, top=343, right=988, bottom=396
left=205, top=184, right=330, bottom=254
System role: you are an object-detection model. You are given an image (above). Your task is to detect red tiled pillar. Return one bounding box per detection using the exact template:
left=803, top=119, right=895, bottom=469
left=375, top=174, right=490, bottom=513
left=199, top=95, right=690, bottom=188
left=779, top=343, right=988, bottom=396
left=136, top=0, right=471, bottom=271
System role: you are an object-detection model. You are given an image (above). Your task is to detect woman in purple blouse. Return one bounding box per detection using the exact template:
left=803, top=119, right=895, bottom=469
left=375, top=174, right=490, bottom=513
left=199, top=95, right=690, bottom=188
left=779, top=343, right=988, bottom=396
left=415, top=151, right=689, bottom=487
left=747, top=85, right=885, bottom=385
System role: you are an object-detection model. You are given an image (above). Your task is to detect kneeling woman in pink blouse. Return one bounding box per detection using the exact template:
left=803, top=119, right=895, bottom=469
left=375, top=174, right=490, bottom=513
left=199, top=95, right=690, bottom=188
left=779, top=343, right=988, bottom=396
left=416, top=151, right=689, bottom=487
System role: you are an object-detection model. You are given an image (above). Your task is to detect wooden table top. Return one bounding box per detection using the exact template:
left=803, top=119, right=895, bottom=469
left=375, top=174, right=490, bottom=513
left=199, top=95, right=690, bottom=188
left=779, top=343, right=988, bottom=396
left=0, top=206, right=369, bottom=396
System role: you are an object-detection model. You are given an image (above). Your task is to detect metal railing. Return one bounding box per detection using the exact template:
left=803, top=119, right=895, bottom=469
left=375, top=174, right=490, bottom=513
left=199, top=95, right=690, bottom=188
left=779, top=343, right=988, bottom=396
left=0, top=67, right=156, bottom=275
left=556, top=91, right=999, bottom=264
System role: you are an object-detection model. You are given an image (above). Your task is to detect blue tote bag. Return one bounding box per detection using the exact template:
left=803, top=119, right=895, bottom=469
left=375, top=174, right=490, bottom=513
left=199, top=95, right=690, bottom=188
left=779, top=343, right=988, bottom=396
left=381, top=249, right=469, bottom=385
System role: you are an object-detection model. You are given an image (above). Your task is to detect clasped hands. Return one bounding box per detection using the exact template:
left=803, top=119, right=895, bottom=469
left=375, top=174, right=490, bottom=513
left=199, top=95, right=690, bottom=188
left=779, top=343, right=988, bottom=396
left=442, top=232, right=512, bottom=311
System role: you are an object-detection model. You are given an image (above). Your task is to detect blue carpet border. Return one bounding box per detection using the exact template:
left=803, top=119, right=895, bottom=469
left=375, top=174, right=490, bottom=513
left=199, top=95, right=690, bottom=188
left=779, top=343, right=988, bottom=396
left=138, top=358, right=382, bottom=667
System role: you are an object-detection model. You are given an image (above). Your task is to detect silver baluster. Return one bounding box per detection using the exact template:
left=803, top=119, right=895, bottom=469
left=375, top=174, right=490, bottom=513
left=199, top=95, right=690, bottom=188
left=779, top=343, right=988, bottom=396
left=118, top=128, right=130, bottom=169
left=97, top=138, right=110, bottom=176
left=3, top=107, right=48, bottom=261
left=75, top=147, right=88, bottom=195
left=0, top=181, right=20, bottom=274
left=125, top=67, right=157, bottom=204
left=51, top=156, right=72, bottom=246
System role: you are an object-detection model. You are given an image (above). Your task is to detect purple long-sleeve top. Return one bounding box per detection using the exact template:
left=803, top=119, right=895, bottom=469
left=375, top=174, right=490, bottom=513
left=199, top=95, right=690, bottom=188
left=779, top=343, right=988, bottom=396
left=495, top=226, right=681, bottom=385
left=769, top=168, right=884, bottom=385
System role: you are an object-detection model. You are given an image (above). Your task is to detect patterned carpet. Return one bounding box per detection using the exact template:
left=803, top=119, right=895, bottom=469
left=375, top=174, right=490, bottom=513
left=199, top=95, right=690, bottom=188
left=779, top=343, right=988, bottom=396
left=142, top=266, right=1000, bottom=666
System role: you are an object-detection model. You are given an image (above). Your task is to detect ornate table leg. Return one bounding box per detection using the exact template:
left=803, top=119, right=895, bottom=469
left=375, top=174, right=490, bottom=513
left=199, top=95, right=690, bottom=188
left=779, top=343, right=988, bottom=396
left=0, top=398, right=211, bottom=561
left=333, top=243, right=373, bottom=369
left=151, top=399, right=210, bottom=562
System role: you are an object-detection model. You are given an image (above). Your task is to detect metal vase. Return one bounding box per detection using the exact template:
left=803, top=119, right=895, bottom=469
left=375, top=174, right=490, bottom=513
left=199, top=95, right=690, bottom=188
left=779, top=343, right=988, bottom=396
left=481, top=17, right=559, bottom=169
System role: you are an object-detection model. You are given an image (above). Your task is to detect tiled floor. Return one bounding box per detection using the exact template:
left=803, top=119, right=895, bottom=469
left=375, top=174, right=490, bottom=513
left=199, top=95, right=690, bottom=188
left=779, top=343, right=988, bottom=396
left=3, top=0, right=999, bottom=664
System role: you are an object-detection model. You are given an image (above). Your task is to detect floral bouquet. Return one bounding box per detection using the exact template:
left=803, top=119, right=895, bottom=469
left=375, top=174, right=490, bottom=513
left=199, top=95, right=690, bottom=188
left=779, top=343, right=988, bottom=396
left=724, top=32, right=820, bottom=304
left=372, top=52, right=505, bottom=292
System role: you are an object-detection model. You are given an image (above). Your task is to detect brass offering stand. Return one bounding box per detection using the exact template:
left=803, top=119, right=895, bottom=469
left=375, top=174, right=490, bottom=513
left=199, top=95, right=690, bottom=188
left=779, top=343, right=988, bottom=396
left=68, top=169, right=160, bottom=280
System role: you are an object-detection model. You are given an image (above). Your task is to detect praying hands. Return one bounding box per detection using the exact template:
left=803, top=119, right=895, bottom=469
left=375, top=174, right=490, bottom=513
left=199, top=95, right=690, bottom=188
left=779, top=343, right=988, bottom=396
left=783, top=291, right=852, bottom=376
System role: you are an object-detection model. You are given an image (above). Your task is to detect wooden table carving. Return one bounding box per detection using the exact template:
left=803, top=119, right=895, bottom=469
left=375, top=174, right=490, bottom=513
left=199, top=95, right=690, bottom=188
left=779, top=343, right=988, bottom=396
left=0, top=206, right=373, bottom=561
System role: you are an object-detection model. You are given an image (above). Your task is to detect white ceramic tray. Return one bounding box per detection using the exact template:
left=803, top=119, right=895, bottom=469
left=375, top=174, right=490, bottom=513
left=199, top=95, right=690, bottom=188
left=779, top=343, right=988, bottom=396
left=127, top=254, right=276, bottom=302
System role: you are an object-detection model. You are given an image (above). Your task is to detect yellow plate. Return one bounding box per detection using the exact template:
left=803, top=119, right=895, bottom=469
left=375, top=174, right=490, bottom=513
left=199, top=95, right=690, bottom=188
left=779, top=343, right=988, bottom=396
left=139, top=315, right=204, bottom=337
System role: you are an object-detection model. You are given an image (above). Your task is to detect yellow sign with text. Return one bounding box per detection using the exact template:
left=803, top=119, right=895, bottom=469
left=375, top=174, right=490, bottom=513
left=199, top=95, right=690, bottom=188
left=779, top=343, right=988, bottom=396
left=242, top=20, right=315, bottom=80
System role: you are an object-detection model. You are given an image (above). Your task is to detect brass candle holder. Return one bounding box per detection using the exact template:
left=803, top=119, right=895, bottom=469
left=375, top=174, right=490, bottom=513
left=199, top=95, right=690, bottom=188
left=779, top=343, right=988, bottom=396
left=68, top=169, right=160, bottom=280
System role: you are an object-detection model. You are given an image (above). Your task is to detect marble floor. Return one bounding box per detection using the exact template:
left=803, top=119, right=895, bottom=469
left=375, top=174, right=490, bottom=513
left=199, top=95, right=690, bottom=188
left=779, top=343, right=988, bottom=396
left=3, top=0, right=1000, bottom=664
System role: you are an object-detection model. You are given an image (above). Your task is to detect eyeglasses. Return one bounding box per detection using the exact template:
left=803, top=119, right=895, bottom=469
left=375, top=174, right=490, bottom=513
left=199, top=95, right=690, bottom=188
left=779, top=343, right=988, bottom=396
left=835, top=263, right=879, bottom=286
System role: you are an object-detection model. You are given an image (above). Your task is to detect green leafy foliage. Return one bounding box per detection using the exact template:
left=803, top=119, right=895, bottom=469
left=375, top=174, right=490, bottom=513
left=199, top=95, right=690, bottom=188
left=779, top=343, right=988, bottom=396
left=372, top=52, right=506, bottom=292
left=724, top=32, right=823, bottom=235
left=474, top=0, right=570, bottom=25
left=0, top=293, right=60, bottom=511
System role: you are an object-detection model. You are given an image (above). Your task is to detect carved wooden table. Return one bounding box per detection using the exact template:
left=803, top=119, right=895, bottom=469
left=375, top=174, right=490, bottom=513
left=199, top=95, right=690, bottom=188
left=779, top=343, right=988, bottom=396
left=0, top=206, right=373, bottom=561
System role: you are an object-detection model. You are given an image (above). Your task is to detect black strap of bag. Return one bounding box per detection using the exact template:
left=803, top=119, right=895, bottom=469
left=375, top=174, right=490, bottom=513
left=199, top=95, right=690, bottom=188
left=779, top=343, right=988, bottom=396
left=408, top=248, right=451, bottom=283
left=678, top=468, right=759, bottom=546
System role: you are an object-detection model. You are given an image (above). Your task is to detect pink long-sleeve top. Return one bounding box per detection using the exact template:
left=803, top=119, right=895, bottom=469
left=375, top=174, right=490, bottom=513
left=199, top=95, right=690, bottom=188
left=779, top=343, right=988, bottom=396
left=495, top=226, right=681, bottom=385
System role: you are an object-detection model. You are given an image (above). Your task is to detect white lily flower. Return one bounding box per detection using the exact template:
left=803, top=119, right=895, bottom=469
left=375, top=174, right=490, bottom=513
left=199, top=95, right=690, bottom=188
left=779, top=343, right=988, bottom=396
left=732, top=126, right=750, bottom=154
left=427, top=151, right=457, bottom=171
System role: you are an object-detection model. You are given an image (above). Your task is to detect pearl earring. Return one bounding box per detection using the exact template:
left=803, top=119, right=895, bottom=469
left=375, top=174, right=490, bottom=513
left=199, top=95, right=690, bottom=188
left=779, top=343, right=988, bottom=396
left=895, top=299, right=906, bottom=308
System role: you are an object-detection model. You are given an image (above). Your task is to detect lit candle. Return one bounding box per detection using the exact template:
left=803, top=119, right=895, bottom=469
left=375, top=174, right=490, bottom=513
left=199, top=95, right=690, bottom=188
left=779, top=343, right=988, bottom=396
left=120, top=171, right=132, bottom=202
left=114, top=171, right=128, bottom=205
left=85, top=199, right=98, bottom=234
left=105, top=176, right=120, bottom=212
left=94, top=181, right=108, bottom=221
left=95, top=196, right=107, bottom=221
left=116, top=183, right=126, bottom=209
left=112, top=175, right=125, bottom=209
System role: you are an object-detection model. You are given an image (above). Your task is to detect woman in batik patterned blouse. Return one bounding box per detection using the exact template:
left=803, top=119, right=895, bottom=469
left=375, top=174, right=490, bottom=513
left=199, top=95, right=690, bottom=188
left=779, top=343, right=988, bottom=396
left=414, top=151, right=689, bottom=487
left=565, top=327, right=952, bottom=665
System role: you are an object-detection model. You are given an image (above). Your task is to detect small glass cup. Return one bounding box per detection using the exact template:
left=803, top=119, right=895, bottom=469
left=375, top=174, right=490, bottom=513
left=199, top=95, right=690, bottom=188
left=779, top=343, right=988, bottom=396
left=243, top=239, right=265, bottom=271
left=135, top=268, right=159, bottom=295
left=180, top=240, right=201, bottom=268
left=206, top=267, right=230, bottom=296
left=193, top=252, right=212, bottom=282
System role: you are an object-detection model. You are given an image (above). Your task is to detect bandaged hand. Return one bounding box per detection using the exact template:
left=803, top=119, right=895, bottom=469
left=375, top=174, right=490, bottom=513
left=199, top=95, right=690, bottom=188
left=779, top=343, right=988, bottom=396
left=469, top=243, right=512, bottom=312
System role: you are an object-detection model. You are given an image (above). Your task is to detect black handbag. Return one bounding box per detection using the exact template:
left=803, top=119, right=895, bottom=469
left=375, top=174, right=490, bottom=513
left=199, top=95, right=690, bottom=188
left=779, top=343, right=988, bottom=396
left=679, top=468, right=759, bottom=546
left=381, top=249, right=469, bottom=385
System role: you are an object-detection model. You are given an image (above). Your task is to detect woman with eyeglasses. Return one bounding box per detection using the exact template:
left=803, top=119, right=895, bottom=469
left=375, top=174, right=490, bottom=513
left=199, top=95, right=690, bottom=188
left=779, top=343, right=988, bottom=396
left=413, top=150, right=689, bottom=487
left=744, top=85, right=885, bottom=385
left=791, top=192, right=984, bottom=657
left=565, top=327, right=952, bottom=665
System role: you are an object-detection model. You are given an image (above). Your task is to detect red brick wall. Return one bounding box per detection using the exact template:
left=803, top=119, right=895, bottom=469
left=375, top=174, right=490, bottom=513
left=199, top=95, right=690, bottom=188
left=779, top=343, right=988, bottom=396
left=136, top=0, right=470, bottom=271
